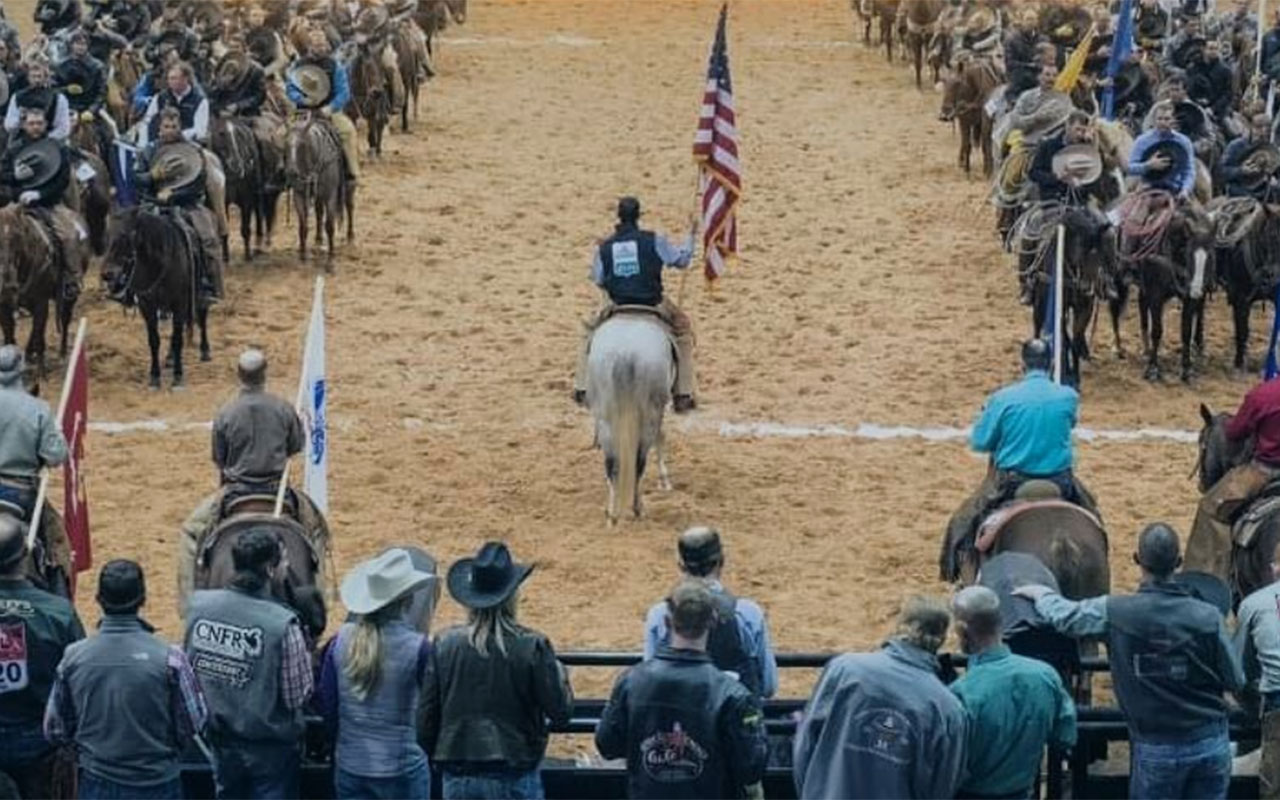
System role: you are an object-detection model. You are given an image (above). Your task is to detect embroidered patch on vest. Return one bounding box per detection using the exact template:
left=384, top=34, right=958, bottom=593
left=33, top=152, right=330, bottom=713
left=612, top=241, right=640, bottom=278
left=0, top=622, right=30, bottom=694
left=189, top=618, right=264, bottom=688
left=640, top=721, right=708, bottom=783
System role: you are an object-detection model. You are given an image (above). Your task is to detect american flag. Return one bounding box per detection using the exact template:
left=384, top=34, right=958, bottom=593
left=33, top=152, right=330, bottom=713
left=693, top=4, right=740, bottom=281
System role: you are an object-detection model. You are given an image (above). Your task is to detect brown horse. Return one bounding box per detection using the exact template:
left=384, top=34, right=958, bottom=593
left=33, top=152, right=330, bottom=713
left=286, top=113, right=354, bottom=262
left=874, top=0, right=900, bottom=62
left=195, top=513, right=327, bottom=643
left=392, top=18, right=424, bottom=131
left=966, top=501, right=1111, bottom=601
left=65, top=145, right=112, bottom=257
left=0, top=205, right=82, bottom=375
left=939, top=55, right=998, bottom=177
left=102, top=207, right=212, bottom=387
left=902, top=0, right=943, bottom=89
left=349, top=40, right=391, bottom=158
left=209, top=114, right=263, bottom=260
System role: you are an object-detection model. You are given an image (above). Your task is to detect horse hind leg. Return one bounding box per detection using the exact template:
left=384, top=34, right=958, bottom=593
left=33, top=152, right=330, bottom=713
left=198, top=305, right=211, bottom=363
left=1109, top=281, right=1129, bottom=359
left=143, top=308, right=162, bottom=389
left=170, top=311, right=186, bottom=388
left=27, top=301, right=48, bottom=379
left=1232, top=296, right=1250, bottom=372
left=655, top=431, right=672, bottom=492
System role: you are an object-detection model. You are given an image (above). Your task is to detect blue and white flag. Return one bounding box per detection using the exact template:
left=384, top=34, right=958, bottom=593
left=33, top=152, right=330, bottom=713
left=1266, top=285, right=1280, bottom=381
left=297, top=277, right=328, bottom=512
left=1102, top=0, right=1135, bottom=121
left=113, top=140, right=139, bottom=208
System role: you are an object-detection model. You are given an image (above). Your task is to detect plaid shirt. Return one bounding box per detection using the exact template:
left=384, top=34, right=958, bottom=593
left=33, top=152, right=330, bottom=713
left=281, top=621, right=313, bottom=710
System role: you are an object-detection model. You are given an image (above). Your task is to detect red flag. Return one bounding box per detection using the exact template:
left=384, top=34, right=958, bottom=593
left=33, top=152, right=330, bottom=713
left=693, top=4, right=741, bottom=280
left=61, top=339, right=90, bottom=578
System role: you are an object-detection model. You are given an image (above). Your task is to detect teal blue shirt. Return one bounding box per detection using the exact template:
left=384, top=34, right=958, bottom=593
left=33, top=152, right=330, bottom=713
left=950, top=645, right=1078, bottom=796
left=971, top=370, right=1078, bottom=476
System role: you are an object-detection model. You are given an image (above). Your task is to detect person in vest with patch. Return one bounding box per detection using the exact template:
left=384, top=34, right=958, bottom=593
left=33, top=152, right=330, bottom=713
left=0, top=516, right=84, bottom=800
left=3, top=59, right=72, bottom=141
left=183, top=528, right=313, bottom=800
left=598, top=578, right=769, bottom=800
left=317, top=548, right=436, bottom=800
left=643, top=526, right=777, bottom=700
left=44, top=559, right=208, bottom=800
left=573, top=196, right=699, bottom=413
left=1016, top=523, right=1244, bottom=800
left=138, top=59, right=208, bottom=147
left=286, top=27, right=360, bottom=182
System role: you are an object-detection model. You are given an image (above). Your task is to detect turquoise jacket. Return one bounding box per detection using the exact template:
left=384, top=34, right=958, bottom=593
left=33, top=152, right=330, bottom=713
left=971, top=370, right=1078, bottom=476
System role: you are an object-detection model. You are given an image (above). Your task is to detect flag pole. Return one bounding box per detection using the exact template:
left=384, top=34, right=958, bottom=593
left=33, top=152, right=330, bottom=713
left=1259, top=0, right=1269, bottom=80
left=1053, top=225, right=1066, bottom=385
left=26, top=319, right=88, bottom=551
left=274, top=276, right=324, bottom=518
left=679, top=170, right=703, bottom=306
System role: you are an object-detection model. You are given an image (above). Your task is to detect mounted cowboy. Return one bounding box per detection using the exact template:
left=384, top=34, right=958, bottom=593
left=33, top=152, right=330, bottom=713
left=1135, top=0, right=1169, bottom=55
left=1221, top=113, right=1280, bottom=200
left=286, top=27, right=360, bottom=182
left=1130, top=100, right=1197, bottom=199
left=89, top=0, right=152, bottom=51
left=34, top=0, right=83, bottom=63
left=55, top=29, right=115, bottom=161
left=144, top=0, right=198, bottom=65
left=353, top=1, right=406, bottom=115
left=209, top=35, right=267, bottom=119
left=943, top=339, right=1100, bottom=579
left=177, top=349, right=305, bottom=613
left=1146, top=75, right=1219, bottom=168
left=4, top=59, right=72, bottom=142
left=243, top=3, right=288, bottom=79
left=138, top=58, right=207, bottom=146
left=133, top=107, right=222, bottom=304
left=573, top=197, right=699, bottom=414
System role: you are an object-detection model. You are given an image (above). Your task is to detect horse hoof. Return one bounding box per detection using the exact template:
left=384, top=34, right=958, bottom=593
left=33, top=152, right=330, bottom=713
left=171, top=377, right=186, bottom=391
left=1143, top=366, right=1160, bottom=382
left=200, top=350, right=212, bottom=363
left=148, top=377, right=161, bottom=391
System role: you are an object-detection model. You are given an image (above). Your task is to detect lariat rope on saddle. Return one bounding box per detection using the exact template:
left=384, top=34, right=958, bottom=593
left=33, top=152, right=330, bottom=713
left=1118, top=188, right=1177, bottom=263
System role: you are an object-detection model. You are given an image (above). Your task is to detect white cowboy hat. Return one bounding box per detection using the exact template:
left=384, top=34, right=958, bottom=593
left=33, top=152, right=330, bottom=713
left=340, top=548, right=436, bottom=615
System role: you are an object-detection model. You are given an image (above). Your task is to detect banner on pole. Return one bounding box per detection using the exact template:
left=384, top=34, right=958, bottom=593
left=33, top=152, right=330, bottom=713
left=299, top=279, right=327, bottom=512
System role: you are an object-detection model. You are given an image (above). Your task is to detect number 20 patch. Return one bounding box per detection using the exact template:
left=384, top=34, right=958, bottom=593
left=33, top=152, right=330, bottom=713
left=0, top=623, right=29, bottom=694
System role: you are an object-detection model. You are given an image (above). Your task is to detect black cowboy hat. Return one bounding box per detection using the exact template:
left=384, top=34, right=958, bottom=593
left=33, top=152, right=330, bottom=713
left=12, top=138, right=62, bottom=191
left=447, top=541, right=533, bottom=610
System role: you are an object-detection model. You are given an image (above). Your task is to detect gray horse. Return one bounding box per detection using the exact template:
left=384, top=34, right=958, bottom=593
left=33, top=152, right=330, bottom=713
left=585, top=313, right=674, bottom=524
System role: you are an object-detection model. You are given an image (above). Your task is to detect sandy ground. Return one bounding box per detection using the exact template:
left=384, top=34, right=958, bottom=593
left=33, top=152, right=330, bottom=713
left=6, top=0, right=1266, bottom=705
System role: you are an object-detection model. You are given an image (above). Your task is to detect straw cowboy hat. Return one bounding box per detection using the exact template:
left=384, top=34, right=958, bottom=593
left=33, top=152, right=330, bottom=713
left=290, top=62, right=331, bottom=108
left=1051, top=143, right=1103, bottom=186
left=447, top=541, right=533, bottom=610
left=340, top=547, right=436, bottom=615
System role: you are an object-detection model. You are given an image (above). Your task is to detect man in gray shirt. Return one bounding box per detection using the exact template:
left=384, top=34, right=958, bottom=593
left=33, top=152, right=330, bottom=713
left=212, top=349, right=303, bottom=486
left=1236, top=540, right=1280, bottom=799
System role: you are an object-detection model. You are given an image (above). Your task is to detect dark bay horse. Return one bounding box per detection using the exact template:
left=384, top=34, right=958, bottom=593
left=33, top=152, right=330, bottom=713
left=287, top=113, right=354, bottom=262
left=0, top=205, right=81, bottom=374
left=210, top=114, right=263, bottom=260
left=902, top=0, right=943, bottom=89
left=1210, top=198, right=1280, bottom=372
left=348, top=41, right=391, bottom=158
left=965, top=499, right=1111, bottom=601
left=1112, top=190, right=1215, bottom=382
left=939, top=55, right=998, bottom=177
left=392, top=19, right=424, bottom=131
left=102, top=208, right=211, bottom=388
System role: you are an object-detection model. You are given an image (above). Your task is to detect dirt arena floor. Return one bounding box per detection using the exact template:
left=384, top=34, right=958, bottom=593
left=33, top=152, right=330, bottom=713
left=9, top=0, right=1269, bottom=705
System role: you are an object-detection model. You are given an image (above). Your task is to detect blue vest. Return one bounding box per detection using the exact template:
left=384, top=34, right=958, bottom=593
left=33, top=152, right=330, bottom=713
left=334, top=620, right=429, bottom=777
left=600, top=227, right=664, bottom=306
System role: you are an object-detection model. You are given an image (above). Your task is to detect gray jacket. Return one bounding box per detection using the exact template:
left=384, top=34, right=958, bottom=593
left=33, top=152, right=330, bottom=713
left=0, top=383, right=67, bottom=479
left=211, top=387, right=303, bottom=484
left=792, top=639, right=968, bottom=800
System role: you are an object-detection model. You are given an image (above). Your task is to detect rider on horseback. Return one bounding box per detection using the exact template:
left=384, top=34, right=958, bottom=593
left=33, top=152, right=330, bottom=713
left=213, top=349, right=304, bottom=489
left=943, top=339, right=1100, bottom=580
left=1130, top=101, right=1197, bottom=199
left=1221, top=113, right=1280, bottom=200
left=3, top=59, right=71, bottom=142
left=573, top=197, right=699, bottom=414
left=55, top=30, right=116, bottom=162
left=1189, top=379, right=1280, bottom=579
left=286, top=27, right=360, bottom=183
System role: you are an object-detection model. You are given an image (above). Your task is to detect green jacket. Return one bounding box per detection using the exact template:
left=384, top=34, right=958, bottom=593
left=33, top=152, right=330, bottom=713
left=0, top=577, right=84, bottom=728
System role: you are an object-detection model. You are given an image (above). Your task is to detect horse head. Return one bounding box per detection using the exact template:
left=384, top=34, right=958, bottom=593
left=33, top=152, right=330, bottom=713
left=1175, top=207, right=1216, bottom=301
left=939, top=65, right=963, bottom=121
left=101, top=208, right=142, bottom=302
left=1197, top=403, right=1251, bottom=493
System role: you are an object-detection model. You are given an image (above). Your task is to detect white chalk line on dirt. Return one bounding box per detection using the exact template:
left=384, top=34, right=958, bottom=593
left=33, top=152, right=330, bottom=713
left=87, top=417, right=1200, bottom=444
left=440, top=35, right=853, bottom=49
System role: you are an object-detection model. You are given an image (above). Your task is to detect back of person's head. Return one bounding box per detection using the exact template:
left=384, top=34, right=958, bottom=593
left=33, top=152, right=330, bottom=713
left=237, top=348, right=267, bottom=388
left=230, top=529, right=281, bottom=591
left=0, top=515, right=26, bottom=577
left=1136, top=522, right=1181, bottom=579
left=952, top=586, right=1001, bottom=650
left=895, top=596, right=950, bottom=653
left=97, top=560, right=146, bottom=615
left=1021, top=338, right=1052, bottom=372
left=616, top=196, right=641, bottom=225
left=667, top=578, right=716, bottom=640
left=677, top=526, right=723, bottom=577
left=467, top=593, right=519, bottom=658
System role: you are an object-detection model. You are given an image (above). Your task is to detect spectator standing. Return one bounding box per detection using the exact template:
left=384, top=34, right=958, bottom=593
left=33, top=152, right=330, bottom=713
left=643, top=527, right=778, bottom=699
left=792, top=597, right=968, bottom=799
left=1235, top=540, right=1280, bottom=799
left=599, top=578, right=768, bottom=799
left=183, top=529, right=312, bottom=800
left=421, top=541, right=574, bottom=800
left=318, top=548, right=437, bottom=800
left=0, top=516, right=83, bottom=800
left=44, top=560, right=207, bottom=800
left=1016, top=523, right=1244, bottom=800
left=949, top=585, right=1076, bottom=800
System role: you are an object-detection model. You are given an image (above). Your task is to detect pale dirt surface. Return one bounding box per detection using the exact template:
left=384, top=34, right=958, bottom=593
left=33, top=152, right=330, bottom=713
left=5, top=0, right=1256, bottom=705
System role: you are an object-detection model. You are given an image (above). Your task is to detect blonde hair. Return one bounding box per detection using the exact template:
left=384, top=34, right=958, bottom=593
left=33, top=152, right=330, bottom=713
left=467, top=592, right=520, bottom=657
left=341, top=596, right=409, bottom=701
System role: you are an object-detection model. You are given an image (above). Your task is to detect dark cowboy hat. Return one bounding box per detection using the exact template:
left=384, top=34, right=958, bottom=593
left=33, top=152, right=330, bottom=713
left=151, top=141, right=204, bottom=193
left=12, top=138, right=62, bottom=191
left=1173, top=570, right=1232, bottom=617
left=447, top=541, right=533, bottom=610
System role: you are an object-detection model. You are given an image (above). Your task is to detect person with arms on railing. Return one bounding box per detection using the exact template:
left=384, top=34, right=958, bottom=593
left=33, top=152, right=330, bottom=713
left=183, top=529, right=313, bottom=800
left=0, top=516, right=83, bottom=800
left=420, top=541, right=573, bottom=800
left=949, top=585, right=1077, bottom=800
left=792, top=597, right=967, bottom=799
left=642, top=527, right=778, bottom=700
left=1234, top=540, right=1280, bottom=800
left=1015, top=523, right=1244, bottom=800
left=44, top=560, right=207, bottom=800
left=598, top=578, right=768, bottom=800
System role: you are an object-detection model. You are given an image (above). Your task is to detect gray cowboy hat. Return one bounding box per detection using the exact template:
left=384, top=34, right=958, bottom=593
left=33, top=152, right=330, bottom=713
left=290, top=63, right=330, bottom=108
left=447, top=541, right=533, bottom=610
left=340, top=548, right=436, bottom=615
left=150, top=141, right=204, bottom=193
left=1051, top=143, right=1103, bottom=186
left=0, top=345, right=23, bottom=386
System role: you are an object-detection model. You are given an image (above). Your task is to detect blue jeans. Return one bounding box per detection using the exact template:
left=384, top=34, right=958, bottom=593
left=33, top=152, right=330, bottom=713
left=212, top=742, right=301, bottom=800
left=79, top=771, right=184, bottom=799
left=441, top=769, right=543, bottom=800
left=335, top=761, right=430, bottom=800
left=1130, top=729, right=1232, bottom=800
left=0, top=723, right=54, bottom=799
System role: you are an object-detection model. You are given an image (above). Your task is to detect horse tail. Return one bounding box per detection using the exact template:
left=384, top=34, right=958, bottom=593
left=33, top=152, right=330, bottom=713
left=608, top=356, right=642, bottom=519
left=1049, top=532, right=1082, bottom=597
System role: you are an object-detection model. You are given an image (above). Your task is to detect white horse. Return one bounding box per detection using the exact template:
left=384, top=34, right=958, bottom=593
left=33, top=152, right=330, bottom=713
left=585, top=313, right=674, bottom=524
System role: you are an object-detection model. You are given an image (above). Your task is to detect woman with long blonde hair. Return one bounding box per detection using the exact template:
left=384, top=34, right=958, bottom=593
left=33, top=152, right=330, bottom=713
left=318, top=547, right=438, bottom=799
